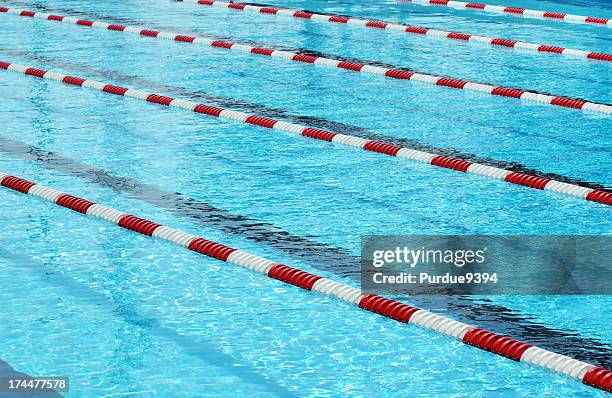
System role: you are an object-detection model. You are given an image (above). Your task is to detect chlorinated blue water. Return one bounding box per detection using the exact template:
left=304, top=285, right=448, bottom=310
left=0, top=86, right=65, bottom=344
left=0, top=0, right=610, bottom=396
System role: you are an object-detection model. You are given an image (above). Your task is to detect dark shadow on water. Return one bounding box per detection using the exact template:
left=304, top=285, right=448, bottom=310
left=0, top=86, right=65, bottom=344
left=0, top=137, right=610, bottom=369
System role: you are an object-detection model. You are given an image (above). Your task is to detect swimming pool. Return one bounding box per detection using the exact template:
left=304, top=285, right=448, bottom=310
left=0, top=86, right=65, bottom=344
left=0, top=0, right=610, bottom=396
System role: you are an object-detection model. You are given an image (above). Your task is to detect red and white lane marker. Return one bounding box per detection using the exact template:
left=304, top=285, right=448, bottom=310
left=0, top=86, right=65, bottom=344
left=1, top=7, right=611, bottom=115
left=176, top=0, right=612, bottom=62
left=1, top=60, right=611, bottom=207
left=1, top=171, right=611, bottom=393
left=398, top=0, right=611, bottom=28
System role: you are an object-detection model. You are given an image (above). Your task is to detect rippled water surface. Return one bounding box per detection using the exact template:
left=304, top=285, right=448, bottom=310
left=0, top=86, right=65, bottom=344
left=0, top=0, right=610, bottom=396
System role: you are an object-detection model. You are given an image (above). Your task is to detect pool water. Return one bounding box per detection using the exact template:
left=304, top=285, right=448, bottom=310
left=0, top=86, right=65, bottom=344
left=0, top=0, right=610, bottom=396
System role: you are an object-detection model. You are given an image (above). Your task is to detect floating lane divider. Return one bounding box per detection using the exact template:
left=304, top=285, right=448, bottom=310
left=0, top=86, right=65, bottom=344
left=398, top=0, right=611, bottom=28
left=1, top=60, right=611, bottom=207
left=1, top=7, right=611, bottom=115
left=1, top=171, right=611, bottom=393
left=175, top=0, right=612, bottom=62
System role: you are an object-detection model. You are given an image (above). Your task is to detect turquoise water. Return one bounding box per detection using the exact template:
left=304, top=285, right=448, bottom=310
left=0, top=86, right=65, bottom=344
left=0, top=0, right=610, bottom=396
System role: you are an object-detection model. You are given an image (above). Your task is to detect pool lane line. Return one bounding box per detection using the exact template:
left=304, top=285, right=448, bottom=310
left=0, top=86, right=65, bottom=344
left=0, top=45, right=384, bottom=142
left=175, top=0, right=612, bottom=63
left=1, top=7, right=611, bottom=115
left=2, top=137, right=611, bottom=369
left=0, top=249, right=298, bottom=397
left=396, top=0, right=611, bottom=28
left=1, top=172, right=611, bottom=393
left=1, top=47, right=609, bottom=193
left=1, top=60, right=611, bottom=207
left=5, top=48, right=610, bottom=193
left=0, top=135, right=354, bottom=272
left=3, top=136, right=612, bottom=368
left=3, top=0, right=611, bottom=86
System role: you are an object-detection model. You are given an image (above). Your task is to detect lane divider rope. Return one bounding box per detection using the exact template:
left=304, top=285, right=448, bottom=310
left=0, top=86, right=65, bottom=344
left=175, top=0, right=612, bottom=62
left=397, top=0, right=611, bottom=28
left=1, top=6, right=611, bottom=115
left=5, top=138, right=610, bottom=364
left=0, top=171, right=611, bottom=393
left=1, top=45, right=608, bottom=192
left=1, top=60, right=610, bottom=207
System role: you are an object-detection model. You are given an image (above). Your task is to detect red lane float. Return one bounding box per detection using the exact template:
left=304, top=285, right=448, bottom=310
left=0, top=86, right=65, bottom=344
left=267, top=264, right=323, bottom=290
left=1, top=6, right=612, bottom=114
left=175, top=0, right=612, bottom=62
left=396, top=0, right=611, bottom=28
left=462, top=328, right=532, bottom=361
left=1, top=60, right=610, bottom=207
left=0, top=171, right=610, bottom=393
left=56, top=194, right=95, bottom=213
left=359, top=294, right=420, bottom=322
